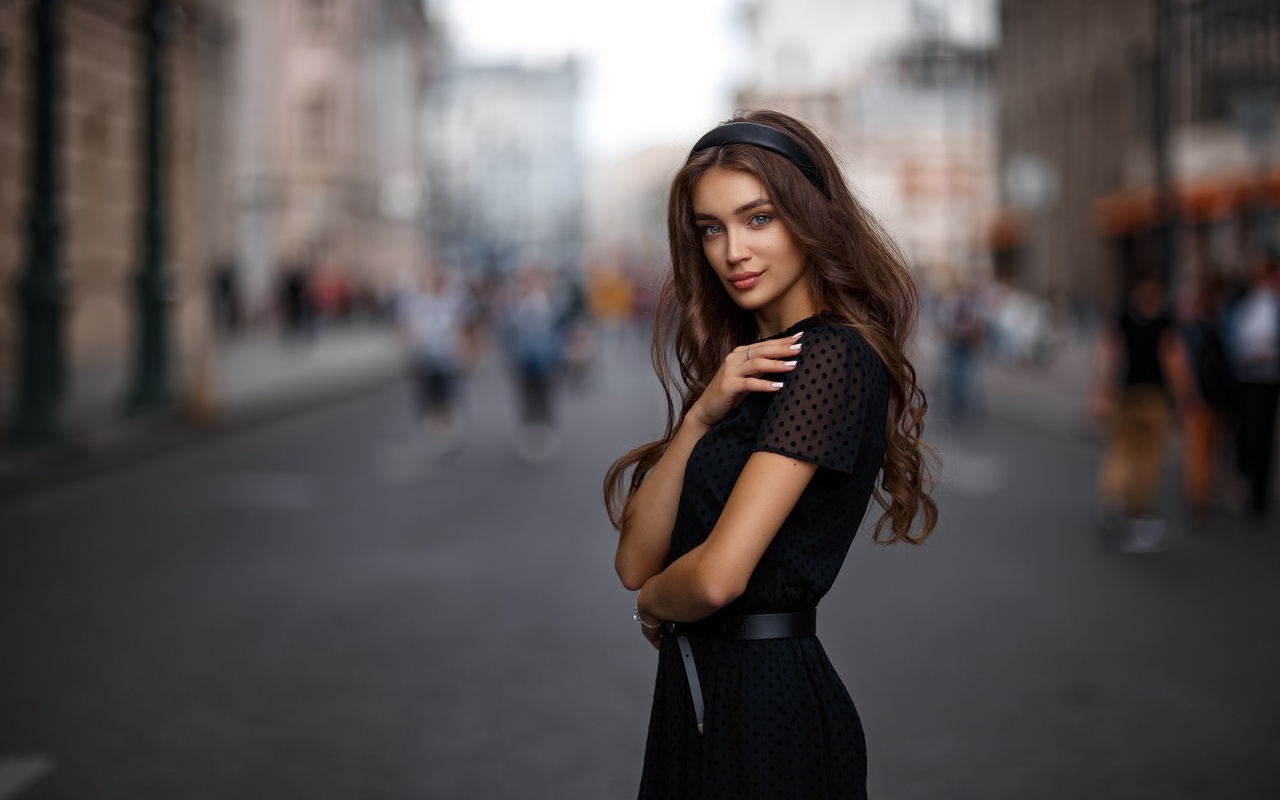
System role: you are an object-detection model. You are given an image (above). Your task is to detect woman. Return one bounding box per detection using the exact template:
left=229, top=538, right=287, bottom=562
left=604, top=109, right=938, bottom=799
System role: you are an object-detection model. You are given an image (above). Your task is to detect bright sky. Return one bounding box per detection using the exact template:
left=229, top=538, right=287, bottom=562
left=434, top=0, right=997, bottom=163
left=435, top=0, right=743, bottom=162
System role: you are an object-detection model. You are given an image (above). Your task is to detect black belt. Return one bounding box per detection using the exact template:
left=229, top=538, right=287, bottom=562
left=667, top=609, right=817, bottom=734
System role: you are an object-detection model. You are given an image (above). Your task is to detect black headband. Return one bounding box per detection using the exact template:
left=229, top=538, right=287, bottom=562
left=689, top=121, right=825, bottom=193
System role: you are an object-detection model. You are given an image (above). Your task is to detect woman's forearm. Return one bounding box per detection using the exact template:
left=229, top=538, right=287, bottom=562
left=615, top=415, right=709, bottom=590
left=636, top=546, right=726, bottom=623
left=636, top=451, right=819, bottom=623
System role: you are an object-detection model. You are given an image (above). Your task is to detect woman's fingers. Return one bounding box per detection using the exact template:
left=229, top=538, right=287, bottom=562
left=758, top=332, right=805, bottom=357
left=737, top=338, right=802, bottom=376
left=745, top=377, right=787, bottom=392
left=642, top=625, right=663, bottom=649
left=692, top=334, right=804, bottom=427
left=733, top=333, right=803, bottom=370
left=742, top=355, right=799, bottom=376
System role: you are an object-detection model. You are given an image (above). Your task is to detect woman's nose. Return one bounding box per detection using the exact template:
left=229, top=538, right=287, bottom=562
left=724, top=230, right=747, bottom=265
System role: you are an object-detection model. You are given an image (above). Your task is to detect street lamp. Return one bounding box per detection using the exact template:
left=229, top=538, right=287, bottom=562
left=7, top=0, right=66, bottom=447
left=127, top=0, right=182, bottom=414
left=1152, top=0, right=1178, bottom=290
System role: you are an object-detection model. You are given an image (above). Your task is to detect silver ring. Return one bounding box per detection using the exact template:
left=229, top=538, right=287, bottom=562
left=745, top=347, right=752, bottom=361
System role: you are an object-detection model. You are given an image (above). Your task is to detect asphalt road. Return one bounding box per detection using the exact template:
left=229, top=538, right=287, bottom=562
left=1, top=332, right=1278, bottom=799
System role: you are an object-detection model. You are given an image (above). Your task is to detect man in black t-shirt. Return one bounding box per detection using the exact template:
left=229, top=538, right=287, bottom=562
left=1091, top=278, right=1197, bottom=550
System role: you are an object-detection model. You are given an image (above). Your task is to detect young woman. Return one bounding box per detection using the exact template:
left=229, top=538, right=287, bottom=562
left=604, top=109, right=938, bottom=799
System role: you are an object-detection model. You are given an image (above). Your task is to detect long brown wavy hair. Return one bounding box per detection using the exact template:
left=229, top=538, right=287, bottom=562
left=603, top=108, right=938, bottom=545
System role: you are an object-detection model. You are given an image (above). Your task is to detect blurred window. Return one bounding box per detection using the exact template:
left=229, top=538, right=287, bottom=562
left=300, top=0, right=335, bottom=35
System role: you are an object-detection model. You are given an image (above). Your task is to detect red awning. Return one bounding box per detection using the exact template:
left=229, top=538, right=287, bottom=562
left=1095, top=171, right=1279, bottom=236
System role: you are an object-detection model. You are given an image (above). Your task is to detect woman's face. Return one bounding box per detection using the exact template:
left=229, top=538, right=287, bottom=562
left=691, top=167, right=815, bottom=333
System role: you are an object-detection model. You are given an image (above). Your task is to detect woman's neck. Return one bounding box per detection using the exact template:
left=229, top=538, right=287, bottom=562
left=754, top=306, right=820, bottom=338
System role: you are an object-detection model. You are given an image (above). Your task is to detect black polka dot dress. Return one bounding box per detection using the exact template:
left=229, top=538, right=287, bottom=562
left=638, top=315, right=889, bottom=800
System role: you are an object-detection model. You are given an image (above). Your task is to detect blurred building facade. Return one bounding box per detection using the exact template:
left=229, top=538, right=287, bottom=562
left=998, top=0, right=1280, bottom=310
left=0, top=0, right=237, bottom=441
left=424, top=58, right=583, bottom=274
left=737, top=0, right=999, bottom=291
left=233, top=0, right=433, bottom=318
left=740, top=0, right=995, bottom=92
left=583, top=143, right=685, bottom=266
left=0, top=0, right=435, bottom=449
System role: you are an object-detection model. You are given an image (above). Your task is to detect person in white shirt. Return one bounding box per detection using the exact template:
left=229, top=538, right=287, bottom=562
left=396, top=268, right=476, bottom=455
left=1225, top=247, right=1280, bottom=520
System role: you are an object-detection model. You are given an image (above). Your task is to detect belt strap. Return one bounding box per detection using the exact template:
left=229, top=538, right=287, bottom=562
left=667, top=609, right=816, bottom=735
left=674, top=632, right=705, bottom=735
left=671, top=609, right=817, bottom=641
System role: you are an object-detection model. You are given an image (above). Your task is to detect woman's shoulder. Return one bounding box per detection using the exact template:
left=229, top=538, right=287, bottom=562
left=796, top=316, right=878, bottom=359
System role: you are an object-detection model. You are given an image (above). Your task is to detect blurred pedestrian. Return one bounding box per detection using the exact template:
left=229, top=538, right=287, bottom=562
left=559, top=271, right=599, bottom=389
left=1222, top=247, right=1280, bottom=522
left=1090, top=276, right=1198, bottom=551
left=210, top=256, right=242, bottom=336
left=396, top=267, right=476, bottom=457
left=310, top=264, right=352, bottom=324
left=1179, top=271, right=1235, bottom=525
left=604, top=110, right=938, bottom=800
left=279, top=253, right=314, bottom=341
left=936, top=278, right=986, bottom=424
left=501, top=265, right=568, bottom=463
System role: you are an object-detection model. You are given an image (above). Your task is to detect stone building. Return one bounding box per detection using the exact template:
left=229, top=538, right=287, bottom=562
left=737, top=0, right=999, bottom=291
left=0, top=0, right=434, bottom=449
left=424, top=58, right=583, bottom=274
left=997, top=0, right=1162, bottom=308
left=583, top=143, right=685, bottom=267
left=232, top=0, right=434, bottom=317
left=998, top=0, right=1280, bottom=309
left=0, top=0, right=236, bottom=443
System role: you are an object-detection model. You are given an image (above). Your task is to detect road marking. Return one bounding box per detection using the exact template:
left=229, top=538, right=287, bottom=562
left=0, top=753, right=55, bottom=800
left=221, top=471, right=320, bottom=509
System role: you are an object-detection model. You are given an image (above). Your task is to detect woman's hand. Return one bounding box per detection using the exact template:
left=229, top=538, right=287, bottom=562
left=688, top=332, right=803, bottom=430
left=636, top=606, right=664, bottom=650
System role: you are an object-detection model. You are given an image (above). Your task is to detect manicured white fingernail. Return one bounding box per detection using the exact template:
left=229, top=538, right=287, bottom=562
left=784, top=360, right=798, bottom=367
left=792, top=331, right=804, bottom=339
left=789, top=343, right=802, bottom=351
left=771, top=381, right=785, bottom=388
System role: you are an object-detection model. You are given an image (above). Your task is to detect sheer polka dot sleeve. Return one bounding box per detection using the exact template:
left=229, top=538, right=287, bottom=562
left=753, top=326, right=874, bottom=474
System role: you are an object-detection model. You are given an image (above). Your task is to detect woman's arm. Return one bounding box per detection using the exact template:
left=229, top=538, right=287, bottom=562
left=614, top=334, right=805, bottom=590
left=637, top=451, right=818, bottom=623
left=613, top=414, right=710, bottom=590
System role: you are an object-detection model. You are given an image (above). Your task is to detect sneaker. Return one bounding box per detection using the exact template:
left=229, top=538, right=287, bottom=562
left=1114, top=514, right=1177, bottom=554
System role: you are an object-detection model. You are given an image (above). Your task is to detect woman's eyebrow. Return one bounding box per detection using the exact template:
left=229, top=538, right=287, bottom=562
left=734, top=198, right=772, bottom=215
left=694, top=198, right=774, bottom=221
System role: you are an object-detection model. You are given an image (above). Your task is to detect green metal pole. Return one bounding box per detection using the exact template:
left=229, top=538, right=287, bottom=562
left=128, top=0, right=174, bottom=414
left=1153, top=0, right=1178, bottom=289
left=8, top=0, right=66, bottom=446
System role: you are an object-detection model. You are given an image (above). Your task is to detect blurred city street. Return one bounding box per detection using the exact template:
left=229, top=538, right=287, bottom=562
left=3, top=0, right=1280, bottom=798
left=1, top=333, right=1277, bottom=800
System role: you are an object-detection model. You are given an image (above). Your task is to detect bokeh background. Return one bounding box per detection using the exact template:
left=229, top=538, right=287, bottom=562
left=0, top=1, right=1278, bottom=798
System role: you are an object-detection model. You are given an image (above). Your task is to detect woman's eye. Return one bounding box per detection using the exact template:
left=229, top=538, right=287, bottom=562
left=701, top=224, right=723, bottom=237
left=749, top=214, right=772, bottom=227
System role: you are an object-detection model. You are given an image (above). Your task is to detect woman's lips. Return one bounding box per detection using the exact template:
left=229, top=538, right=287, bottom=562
left=729, top=271, right=762, bottom=290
